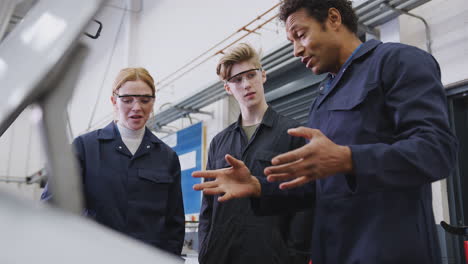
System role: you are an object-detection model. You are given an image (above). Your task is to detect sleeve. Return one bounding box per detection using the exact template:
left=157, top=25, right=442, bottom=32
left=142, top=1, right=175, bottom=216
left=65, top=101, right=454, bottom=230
left=284, top=208, right=315, bottom=258
left=252, top=178, right=316, bottom=215
left=349, top=46, right=458, bottom=191
left=71, top=137, right=86, bottom=189
left=164, top=153, right=185, bottom=255
left=40, top=137, right=86, bottom=202
left=198, top=139, right=216, bottom=255
left=283, top=128, right=314, bottom=257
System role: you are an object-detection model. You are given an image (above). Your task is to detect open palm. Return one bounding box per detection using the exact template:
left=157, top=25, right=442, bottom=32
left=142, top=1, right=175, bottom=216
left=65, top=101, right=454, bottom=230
left=192, top=154, right=260, bottom=202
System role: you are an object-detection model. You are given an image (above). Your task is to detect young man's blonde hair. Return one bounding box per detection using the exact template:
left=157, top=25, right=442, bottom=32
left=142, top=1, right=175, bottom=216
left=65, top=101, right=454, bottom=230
left=216, top=43, right=262, bottom=81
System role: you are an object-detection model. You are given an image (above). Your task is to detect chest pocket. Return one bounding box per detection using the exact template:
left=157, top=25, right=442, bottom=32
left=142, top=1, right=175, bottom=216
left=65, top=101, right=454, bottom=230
left=253, top=150, right=281, bottom=177
left=321, top=83, right=380, bottom=144
left=138, top=168, right=173, bottom=184
left=326, top=82, right=375, bottom=111
left=133, top=168, right=173, bottom=207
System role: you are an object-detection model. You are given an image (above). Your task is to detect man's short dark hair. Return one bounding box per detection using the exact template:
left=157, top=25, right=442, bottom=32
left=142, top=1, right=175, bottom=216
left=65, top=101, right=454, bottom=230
left=279, top=0, right=358, bottom=34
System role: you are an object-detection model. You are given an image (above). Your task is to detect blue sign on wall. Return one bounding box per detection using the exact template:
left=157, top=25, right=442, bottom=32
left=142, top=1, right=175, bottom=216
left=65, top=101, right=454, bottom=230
left=169, top=122, right=203, bottom=215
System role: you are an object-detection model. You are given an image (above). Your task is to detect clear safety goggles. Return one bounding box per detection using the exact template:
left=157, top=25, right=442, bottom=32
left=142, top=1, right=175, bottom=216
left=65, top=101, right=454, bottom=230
left=113, top=93, right=155, bottom=106
left=225, top=68, right=261, bottom=85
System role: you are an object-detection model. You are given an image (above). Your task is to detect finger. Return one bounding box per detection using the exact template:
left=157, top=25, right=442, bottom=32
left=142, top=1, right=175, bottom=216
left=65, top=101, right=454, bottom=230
left=193, top=183, right=203, bottom=191
left=193, top=182, right=214, bottom=191
left=218, top=192, right=233, bottom=202
left=287, top=127, right=321, bottom=140
left=203, top=187, right=224, bottom=196
left=192, top=169, right=225, bottom=179
left=225, top=154, right=244, bottom=169
left=266, top=160, right=314, bottom=181
left=265, top=158, right=304, bottom=175
left=266, top=173, right=297, bottom=182
left=193, top=180, right=218, bottom=191
left=279, top=176, right=312, bottom=190
left=271, top=145, right=313, bottom=165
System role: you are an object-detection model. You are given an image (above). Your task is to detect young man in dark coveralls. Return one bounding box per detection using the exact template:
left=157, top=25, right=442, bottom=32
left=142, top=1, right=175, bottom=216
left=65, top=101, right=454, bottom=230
left=197, top=43, right=313, bottom=264
left=193, top=1, right=458, bottom=263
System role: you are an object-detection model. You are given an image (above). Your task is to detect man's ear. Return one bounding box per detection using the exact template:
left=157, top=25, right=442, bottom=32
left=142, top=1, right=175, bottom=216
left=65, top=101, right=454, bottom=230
left=224, top=83, right=232, bottom=95
left=327, top=7, right=343, bottom=31
left=262, top=70, right=267, bottom=84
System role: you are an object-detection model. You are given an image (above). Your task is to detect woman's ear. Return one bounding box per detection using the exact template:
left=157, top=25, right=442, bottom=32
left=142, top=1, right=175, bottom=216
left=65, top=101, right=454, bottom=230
left=110, top=95, right=117, bottom=105
left=262, top=70, right=267, bottom=84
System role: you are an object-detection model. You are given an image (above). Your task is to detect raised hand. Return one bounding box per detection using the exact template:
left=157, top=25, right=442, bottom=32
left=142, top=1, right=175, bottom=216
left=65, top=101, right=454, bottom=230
left=264, top=127, right=353, bottom=190
left=192, top=154, right=261, bottom=202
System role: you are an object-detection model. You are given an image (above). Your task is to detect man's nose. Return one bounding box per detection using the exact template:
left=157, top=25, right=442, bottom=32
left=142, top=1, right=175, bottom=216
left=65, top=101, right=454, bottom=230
left=241, top=77, right=251, bottom=89
left=293, top=42, right=304, bottom=57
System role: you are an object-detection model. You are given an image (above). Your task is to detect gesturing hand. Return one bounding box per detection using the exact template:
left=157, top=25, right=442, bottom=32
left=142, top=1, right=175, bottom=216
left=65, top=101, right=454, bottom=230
left=264, top=127, right=353, bottom=190
left=192, top=154, right=261, bottom=202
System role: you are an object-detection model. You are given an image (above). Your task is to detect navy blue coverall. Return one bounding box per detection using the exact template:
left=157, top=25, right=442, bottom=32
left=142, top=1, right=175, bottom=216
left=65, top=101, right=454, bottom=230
left=253, top=40, right=458, bottom=264
left=42, top=122, right=185, bottom=255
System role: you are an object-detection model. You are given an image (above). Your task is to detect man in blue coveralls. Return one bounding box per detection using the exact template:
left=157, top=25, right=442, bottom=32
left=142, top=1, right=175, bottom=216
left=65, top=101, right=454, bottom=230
left=193, top=0, right=458, bottom=263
